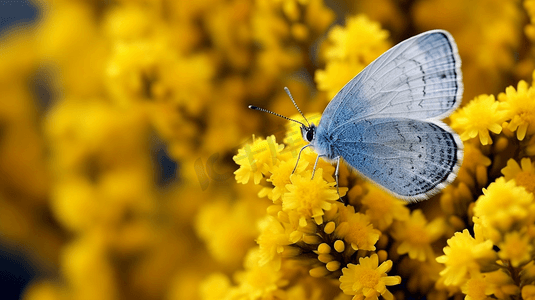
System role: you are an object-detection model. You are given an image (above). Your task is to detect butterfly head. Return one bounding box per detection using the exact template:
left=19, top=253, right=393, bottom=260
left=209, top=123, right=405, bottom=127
left=301, top=123, right=316, bottom=143
left=249, top=87, right=313, bottom=144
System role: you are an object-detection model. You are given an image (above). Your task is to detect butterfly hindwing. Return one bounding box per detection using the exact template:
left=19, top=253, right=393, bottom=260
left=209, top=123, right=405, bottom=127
left=325, top=117, right=462, bottom=201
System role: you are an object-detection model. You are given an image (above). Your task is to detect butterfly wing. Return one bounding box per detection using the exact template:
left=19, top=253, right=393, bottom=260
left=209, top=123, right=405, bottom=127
left=319, top=30, right=462, bottom=133
left=326, top=117, right=462, bottom=201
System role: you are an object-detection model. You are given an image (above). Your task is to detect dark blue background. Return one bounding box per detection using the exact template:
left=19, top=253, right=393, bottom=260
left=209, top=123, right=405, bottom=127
left=1, top=2, right=41, bottom=299
left=0, top=0, right=37, bottom=31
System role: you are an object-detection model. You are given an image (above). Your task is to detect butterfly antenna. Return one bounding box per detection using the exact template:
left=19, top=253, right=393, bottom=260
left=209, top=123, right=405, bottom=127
left=284, top=87, right=310, bottom=127
left=248, top=105, right=308, bottom=128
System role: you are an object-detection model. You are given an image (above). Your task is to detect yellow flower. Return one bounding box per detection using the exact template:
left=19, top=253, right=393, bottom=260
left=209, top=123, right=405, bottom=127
left=256, top=216, right=292, bottom=268
left=233, top=135, right=285, bottom=184
left=204, top=0, right=254, bottom=70
left=335, top=205, right=380, bottom=251
left=50, top=178, right=99, bottom=233
left=360, top=184, right=410, bottom=231
left=499, top=80, right=535, bottom=141
left=23, top=280, right=66, bottom=300
left=315, top=14, right=390, bottom=98
left=521, top=261, right=535, bottom=283
left=484, top=269, right=519, bottom=299
left=232, top=248, right=288, bottom=299
left=315, top=60, right=367, bottom=99
left=265, top=156, right=308, bottom=202
left=46, top=101, right=155, bottom=234
left=450, top=94, right=506, bottom=145
left=303, top=0, right=336, bottom=35
left=523, top=285, right=535, bottom=300
left=277, top=209, right=317, bottom=244
left=497, top=231, right=533, bottom=267
left=439, top=143, right=491, bottom=215
left=397, top=257, right=443, bottom=294
left=285, top=281, right=327, bottom=300
left=501, top=157, right=535, bottom=193
left=526, top=0, right=535, bottom=41
left=324, top=14, right=390, bottom=63
left=199, top=273, right=232, bottom=300
left=473, top=177, right=535, bottom=243
left=461, top=273, right=493, bottom=300
left=283, top=168, right=340, bottom=226
left=339, top=254, right=401, bottom=300
left=436, top=229, right=497, bottom=287
left=251, top=0, right=302, bottom=77
left=195, top=198, right=261, bottom=266
left=459, top=142, right=492, bottom=175
left=391, top=210, right=445, bottom=262
left=107, top=38, right=214, bottom=115
left=61, top=230, right=118, bottom=300
left=37, top=2, right=107, bottom=96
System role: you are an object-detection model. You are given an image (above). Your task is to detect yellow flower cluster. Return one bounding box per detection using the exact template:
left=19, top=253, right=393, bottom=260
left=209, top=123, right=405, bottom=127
left=230, top=2, right=535, bottom=300
left=438, top=71, right=535, bottom=299
left=2, top=0, right=535, bottom=300
left=3, top=0, right=334, bottom=299
left=234, top=121, right=465, bottom=298
left=451, top=76, right=535, bottom=146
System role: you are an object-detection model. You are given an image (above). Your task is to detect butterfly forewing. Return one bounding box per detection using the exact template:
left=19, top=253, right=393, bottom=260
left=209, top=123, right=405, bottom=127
left=319, top=30, right=462, bottom=134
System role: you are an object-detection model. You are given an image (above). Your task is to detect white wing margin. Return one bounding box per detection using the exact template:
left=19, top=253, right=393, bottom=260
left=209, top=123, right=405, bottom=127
left=320, top=30, right=463, bottom=133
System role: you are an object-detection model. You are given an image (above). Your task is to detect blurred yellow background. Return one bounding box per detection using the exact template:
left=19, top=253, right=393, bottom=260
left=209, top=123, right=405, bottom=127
left=0, top=0, right=533, bottom=299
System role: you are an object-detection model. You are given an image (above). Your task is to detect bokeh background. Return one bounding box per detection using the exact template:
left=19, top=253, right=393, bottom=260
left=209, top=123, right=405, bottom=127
left=0, top=0, right=534, bottom=299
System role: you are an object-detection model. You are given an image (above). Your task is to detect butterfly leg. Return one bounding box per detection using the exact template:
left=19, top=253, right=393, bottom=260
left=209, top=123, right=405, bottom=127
left=312, top=154, right=344, bottom=202
left=293, top=144, right=311, bottom=174
left=311, top=153, right=324, bottom=179
left=334, top=156, right=344, bottom=203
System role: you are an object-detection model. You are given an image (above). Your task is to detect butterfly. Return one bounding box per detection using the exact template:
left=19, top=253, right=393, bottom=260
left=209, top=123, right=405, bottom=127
left=250, top=30, right=463, bottom=202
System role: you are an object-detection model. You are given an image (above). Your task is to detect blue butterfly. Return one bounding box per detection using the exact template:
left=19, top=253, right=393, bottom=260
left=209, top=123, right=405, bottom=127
left=251, top=30, right=463, bottom=202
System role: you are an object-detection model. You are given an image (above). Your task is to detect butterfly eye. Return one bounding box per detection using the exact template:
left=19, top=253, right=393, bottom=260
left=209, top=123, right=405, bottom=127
left=306, top=129, right=314, bottom=142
